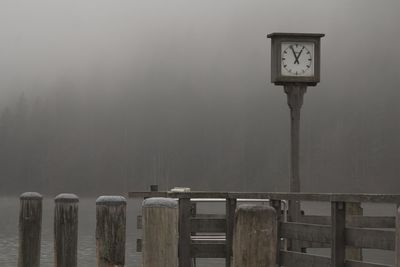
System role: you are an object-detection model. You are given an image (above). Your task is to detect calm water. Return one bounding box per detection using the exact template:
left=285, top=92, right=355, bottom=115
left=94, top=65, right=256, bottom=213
left=0, top=197, right=396, bottom=266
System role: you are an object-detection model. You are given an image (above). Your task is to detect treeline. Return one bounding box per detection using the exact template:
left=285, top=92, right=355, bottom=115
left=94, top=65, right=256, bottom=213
left=0, top=85, right=399, bottom=196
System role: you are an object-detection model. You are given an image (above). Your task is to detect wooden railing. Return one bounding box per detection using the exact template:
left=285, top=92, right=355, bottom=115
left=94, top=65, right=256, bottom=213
left=129, top=191, right=400, bottom=267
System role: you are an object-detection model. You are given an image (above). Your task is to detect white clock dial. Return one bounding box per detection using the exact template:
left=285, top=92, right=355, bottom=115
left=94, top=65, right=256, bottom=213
left=281, top=42, right=314, bottom=77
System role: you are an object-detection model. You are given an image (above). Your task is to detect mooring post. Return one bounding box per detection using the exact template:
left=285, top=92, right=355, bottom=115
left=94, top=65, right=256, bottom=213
left=233, top=205, right=277, bottom=267
left=142, top=197, right=179, bottom=267
left=54, top=193, right=79, bottom=267
left=395, top=204, right=400, bottom=267
left=96, top=196, right=127, bottom=267
left=17, top=192, right=43, bottom=267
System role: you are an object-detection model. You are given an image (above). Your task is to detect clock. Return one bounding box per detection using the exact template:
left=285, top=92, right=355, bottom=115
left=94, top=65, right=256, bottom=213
left=267, top=33, right=324, bottom=86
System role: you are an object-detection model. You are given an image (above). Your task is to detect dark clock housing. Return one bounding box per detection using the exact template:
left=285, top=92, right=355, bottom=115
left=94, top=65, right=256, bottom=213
left=267, top=32, right=325, bottom=86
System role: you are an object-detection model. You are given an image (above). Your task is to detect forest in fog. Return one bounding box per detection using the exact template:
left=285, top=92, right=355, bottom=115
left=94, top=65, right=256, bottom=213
left=0, top=0, right=399, bottom=196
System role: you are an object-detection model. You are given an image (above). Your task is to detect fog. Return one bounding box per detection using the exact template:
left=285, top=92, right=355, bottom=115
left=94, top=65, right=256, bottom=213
left=0, top=0, right=399, bottom=195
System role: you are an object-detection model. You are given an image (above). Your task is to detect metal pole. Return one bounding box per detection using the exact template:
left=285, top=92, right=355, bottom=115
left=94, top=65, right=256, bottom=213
left=284, top=85, right=306, bottom=223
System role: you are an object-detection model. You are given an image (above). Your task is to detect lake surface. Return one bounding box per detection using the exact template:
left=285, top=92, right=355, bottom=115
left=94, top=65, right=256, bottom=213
left=0, top=197, right=396, bottom=266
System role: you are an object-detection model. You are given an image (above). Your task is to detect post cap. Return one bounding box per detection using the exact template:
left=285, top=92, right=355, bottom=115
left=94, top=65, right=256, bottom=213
left=143, top=197, right=178, bottom=209
left=96, top=195, right=127, bottom=205
left=55, top=193, right=79, bottom=203
left=20, top=192, right=43, bottom=200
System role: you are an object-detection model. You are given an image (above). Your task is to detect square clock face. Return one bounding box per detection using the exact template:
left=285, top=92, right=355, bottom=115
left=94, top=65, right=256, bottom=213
left=281, top=42, right=314, bottom=77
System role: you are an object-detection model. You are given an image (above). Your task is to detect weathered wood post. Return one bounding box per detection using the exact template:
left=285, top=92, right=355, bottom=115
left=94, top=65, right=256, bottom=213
left=331, top=201, right=346, bottom=267
left=96, top=196, right=127, bottom=267
left=54, top=193, right=79, bottom=267
left=179, top=197, right=192, bottom=267
left=345, top=202, right=363, bottom=260
left=233, top=205, right=277, bottom=267
left=395, top=205, right=400, bottom=267
left=142, top=197, right=179, bottom=267
left=18, top=192, right=43, bottom=267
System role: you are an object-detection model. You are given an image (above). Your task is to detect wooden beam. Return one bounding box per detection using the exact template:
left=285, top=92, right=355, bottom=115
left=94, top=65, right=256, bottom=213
left=128, top=191, right=400, bottom=204
left=345, top=228, right=395, bottom=250
left=280, top=222, right=331, bottom=243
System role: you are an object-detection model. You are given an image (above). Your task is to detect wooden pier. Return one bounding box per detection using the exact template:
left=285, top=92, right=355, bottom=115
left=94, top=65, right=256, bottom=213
left=130, top=190, right=400, bottom=267
left=15, top=190, right=400, bottom=266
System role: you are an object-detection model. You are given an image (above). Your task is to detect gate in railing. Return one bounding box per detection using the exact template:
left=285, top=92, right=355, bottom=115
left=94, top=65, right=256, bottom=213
left=130, top=191, right=400, bottom=267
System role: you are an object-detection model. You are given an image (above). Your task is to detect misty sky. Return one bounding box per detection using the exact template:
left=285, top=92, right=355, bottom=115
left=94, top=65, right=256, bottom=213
left=0, top=0, right=399, bottom=193
left=1, top=0, right=399, bottom=99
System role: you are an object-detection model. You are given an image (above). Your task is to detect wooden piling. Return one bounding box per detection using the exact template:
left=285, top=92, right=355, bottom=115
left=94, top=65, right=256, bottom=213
left=54, top=193, right=79, bottom=267
left=96, top=196, right=127, bottom=267
left=232, top=204, right=277, bottom=267
left=142, top=197, right=179, bottom=267
left=17, top=192, right=43, bottom=267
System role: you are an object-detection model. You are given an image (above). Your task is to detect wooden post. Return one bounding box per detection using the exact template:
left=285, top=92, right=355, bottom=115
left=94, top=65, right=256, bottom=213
left=345, top=202, right=363, bottom=261
left=225, top=198, right=237, bottom=267
left=233, top=205, right=277, bottom=267
left=54, top=193, right=79, bottom=267
left=270, top=199, right=282, bottom=265
left=96, top=196, right=127, bottom=267
left=395, top=204, right=400, bottom=267
left=142, top=197, right=179, bottom=267
left=284, top=85, right=306, bottom=224
left=179, top=198, right=192, bottom=267
left=18, top=192, right=43, bottom=267
left=331, top=201, right=346, bottom=267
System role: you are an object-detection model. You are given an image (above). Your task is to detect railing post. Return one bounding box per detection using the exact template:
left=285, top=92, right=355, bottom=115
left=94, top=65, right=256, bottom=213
left=331, top=201, right=346, bottom=267
left=345, top=202, right=363, bottom=260
left=96, top=196, right=127, bottom=267
left=395, top=204, right=400, bottom=267
left=18, top=192, right=43, bottom=267
left=179, top=197, right=192, bottom=267
left=271, top=199, right=282, bottom=265
left=226, top=198, right=237, bottom=267
left=142, top=197, right=179, bottom=267
left=233, top=205, right=277, bottom=267
left=54, top=193, right=79, bottom=267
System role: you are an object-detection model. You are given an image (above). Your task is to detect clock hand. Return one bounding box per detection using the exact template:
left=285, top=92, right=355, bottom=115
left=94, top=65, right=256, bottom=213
left=294, top=47, right=305, bottom=64
left=290, top=46, right=297, bottom=61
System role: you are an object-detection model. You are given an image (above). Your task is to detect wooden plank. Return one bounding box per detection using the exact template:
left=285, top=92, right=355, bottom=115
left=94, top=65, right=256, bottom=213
left=179, top=198, right=192, bottom=266
left=280, top=222, right=331, bottom=243
left=300, top=215, right=331, bottom=225
left=300, top=215, right=395, bottom=228
left=225, top=198, right=236, bottom=267
left=332, top=201, right=346, bottom=267
left=345, top=228, right=395, bottom=250
left=300, top=240, right=331, bottom=248
left=345, top=260, right=391, bottom=267
left=129, top=191, right=400, bottom=204
left=191, top=243, right=226, bottom=258
left=191, top=216, right=226, bottom=233
left=280, top=250, right=331, bottom=267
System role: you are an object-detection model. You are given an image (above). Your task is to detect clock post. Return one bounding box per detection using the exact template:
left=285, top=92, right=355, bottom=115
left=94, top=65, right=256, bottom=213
left=267, top=33, right=324, bottom=226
